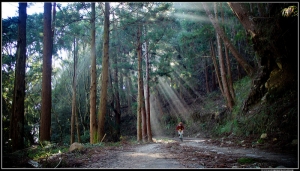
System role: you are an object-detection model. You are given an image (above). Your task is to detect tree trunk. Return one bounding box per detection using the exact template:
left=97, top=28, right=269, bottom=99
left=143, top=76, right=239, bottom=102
left=221, top=2, right=235, bottom=101
left=126, top=70, right=132, bottom=115
left=71, top=37, right=76, bottom=144
left=144, top=39, right=153, bottom=142
left=97, top=2, right=110, bottom=142
left=136, top=25, right=147, bottom=142
left=209, top=40, right=224, bottom=96
left=10, top=2, right=27, bottom=152
left=75, top=38, right=81, bottom=143
left=113, top=13, right=121, bottom=142
left=89, top=2, right=97, bottom=144
left=224, top=45, right=235, bottom=100
left=202, top=2, right=255, bottom=77
left=227, top=3, right=257, bottom=38
left=228, top=3, right=298, bottom=112
left=40, top=2, right=52, bottom=142
left=214, top=2, right=234, bottom=111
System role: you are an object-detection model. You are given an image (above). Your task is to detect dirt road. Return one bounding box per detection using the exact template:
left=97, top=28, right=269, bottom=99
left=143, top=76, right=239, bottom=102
left=72, top=137, right=297, bottom=169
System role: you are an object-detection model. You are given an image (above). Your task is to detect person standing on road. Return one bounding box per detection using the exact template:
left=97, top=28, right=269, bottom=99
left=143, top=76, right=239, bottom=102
left=176, top=122, right=184, bottom=141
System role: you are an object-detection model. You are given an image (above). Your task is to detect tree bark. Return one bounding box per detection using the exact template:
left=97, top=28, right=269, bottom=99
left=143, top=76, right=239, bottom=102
left=227, top=3, right=257, bottom=38
left=89, top=2, right=97, bottom=144
left=210, top=40, right=224, bottom=96
left=137, top=25, right=147, bottom=142
left=224, top=45, right=235, bottom=100
left=202, top=2, right=255, bottom=77
left=144, top=38, right=153, bottom=142
left=126, top=70, right=132, bottom=115
left=40, top=2, right=52, bottom=142
left=97, top=2, right=110, bottom=142
left=71, top=37, right=76, bottom=144
left=214, top=2, right=234, bottom=111
left=228, top=3, right=298, bottom=112
left=113, top=12, right=121, bottom=142
left=221, top=3, right=235, bottom=101
left=75, top=38, right=81, bottom=143
left=10, top=2, right=27, bottom=152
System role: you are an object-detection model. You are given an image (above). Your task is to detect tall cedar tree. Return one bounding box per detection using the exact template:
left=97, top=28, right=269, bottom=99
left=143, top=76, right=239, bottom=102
left=40, top=2, right=52, bottom=142
left=112, top=13, right=121, bottom=142
left=90, top=2, right=97, bottom=144
left=136, top=24, right=142, bottom=142
left=145, top=39, right=153, bottom=142
left=97, top=2, right=110, bottom=142
left=10, top=2, right=27, bottom=152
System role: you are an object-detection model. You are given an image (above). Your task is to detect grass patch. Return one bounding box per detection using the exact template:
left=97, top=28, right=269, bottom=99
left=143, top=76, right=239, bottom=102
left=237, top=157, right=256, bottom=164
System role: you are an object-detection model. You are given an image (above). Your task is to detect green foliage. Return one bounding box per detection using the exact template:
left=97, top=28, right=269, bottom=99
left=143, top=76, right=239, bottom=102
left=256, top=138, right=264, bottom=144
left=220, top=121, right=232, bottom=134
left=80, top=130, right=90, bottom=143
left=232, top=76, right=251, bottom=116
left=281, top=6, right=298, bottom=17
left=211, top=76, right=252, bottom=136
left=1, top=16, right=19, bottom=47
left=27, top=143, right=68, bottom=160
left=237, top=157, right=256, bottom=164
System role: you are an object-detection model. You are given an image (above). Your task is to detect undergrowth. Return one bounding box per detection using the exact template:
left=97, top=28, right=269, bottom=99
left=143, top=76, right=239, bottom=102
left=212, top=76, right=252, bottom=137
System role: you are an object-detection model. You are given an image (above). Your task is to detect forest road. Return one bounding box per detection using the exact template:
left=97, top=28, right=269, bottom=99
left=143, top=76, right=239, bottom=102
left=79, top=137, right=298, bottom=169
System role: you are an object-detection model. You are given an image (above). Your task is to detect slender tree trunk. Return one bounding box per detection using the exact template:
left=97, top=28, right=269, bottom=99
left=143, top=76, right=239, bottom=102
left=71, top=37, right=77, bottom=144
left=221, top=3, right=235, bottom=101
left=75, top=38, right=81, bottom=143
left=114, top=57, right=121, bottom=142
left=97, top=2, right=110, bottom=142
left=137, top=25, right=147, bottom=142
left=202, top=2, right=255, bottom=77
left=227, top=3, right=257, bottom=38
left=141, top=78, right=147, bottom=142
left=10, top=2, right=27, bottom=152
left=40, top=2, right=52, bottom=142
left=126, top=71, right=132, bottom=115
left=214, top=2, right=234, bottom=111
left=51, top=3, right=56, bottom=38
left=90, top=2, right=97, bottom=144
left=108, top=68, right=115, bottom=140
left=113, top=13, right=121, bottom=142
left=145, top=39, right=152, bottom=142
left=119, top=67, right=124, bottom=107
left=210, top=40, right=224, bottom=96
left=225, top=46, right=235, bottom=100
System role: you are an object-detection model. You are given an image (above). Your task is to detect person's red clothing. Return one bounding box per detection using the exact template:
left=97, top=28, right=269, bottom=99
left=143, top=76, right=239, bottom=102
left=176, top=124, right=184, bottom=131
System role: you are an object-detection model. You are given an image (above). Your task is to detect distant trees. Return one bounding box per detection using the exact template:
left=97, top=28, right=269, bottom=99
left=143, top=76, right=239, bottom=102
left=202, top=2, right=255, bottom=78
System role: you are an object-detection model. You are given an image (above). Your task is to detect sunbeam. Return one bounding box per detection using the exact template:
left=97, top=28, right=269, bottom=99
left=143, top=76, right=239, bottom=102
left=172, top=12, right=210, bottom=23
left=150, top=97, right=164, bottom=136
left=157, top=77, right=191, bottom=121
